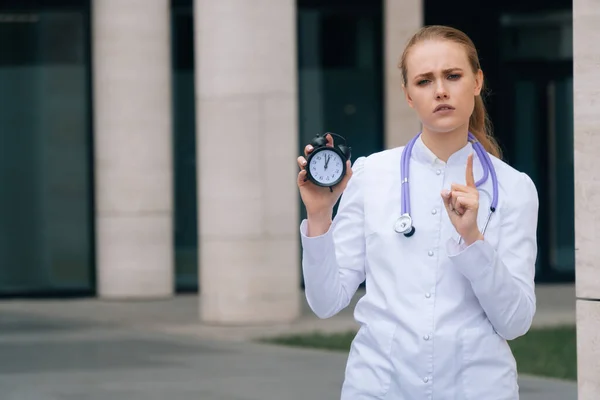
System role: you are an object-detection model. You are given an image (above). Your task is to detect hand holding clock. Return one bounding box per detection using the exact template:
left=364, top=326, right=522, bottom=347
left=297, top=133, right=352, bottom=236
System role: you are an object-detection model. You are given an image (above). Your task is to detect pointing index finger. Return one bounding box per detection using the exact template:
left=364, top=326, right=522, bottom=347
left=466, top=153, right=475, bottom=188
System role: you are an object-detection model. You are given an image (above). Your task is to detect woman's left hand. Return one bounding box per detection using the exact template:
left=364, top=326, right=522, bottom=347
left=441, top=153, right=484, bottom=246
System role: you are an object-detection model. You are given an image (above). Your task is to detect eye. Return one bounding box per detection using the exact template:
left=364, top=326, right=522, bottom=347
left=417, top=79, right=430, bottom=86
left=447, top=74, right=462, bottom=80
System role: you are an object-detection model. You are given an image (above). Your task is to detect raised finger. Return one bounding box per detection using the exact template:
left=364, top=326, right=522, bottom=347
left=466, top=153, right=475, bottom=188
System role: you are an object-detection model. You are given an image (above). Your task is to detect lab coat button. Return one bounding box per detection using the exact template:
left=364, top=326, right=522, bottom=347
left=436, top=169, right=441, bottom=175
left=423, top=334, right=430, bottom=341
left=425, top=292, right=431, bottom=298
left=423, top=377, right=430, bottom=383
left=428, top=250, right=434, bottom=256
left=431, top=209, right=437, bottom=215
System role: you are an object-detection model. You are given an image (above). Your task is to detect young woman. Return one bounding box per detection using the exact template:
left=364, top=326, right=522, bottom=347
left=296, top=25, right=539, bottom=399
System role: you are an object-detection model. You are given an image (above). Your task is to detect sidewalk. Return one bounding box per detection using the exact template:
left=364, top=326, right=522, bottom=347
left=0, top=283, right=577, bottom=399
left=0, top=283, right=576, bottom=342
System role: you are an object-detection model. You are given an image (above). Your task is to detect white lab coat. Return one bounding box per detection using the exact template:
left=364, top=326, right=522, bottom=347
left=300, top=135, right=539, bottom=399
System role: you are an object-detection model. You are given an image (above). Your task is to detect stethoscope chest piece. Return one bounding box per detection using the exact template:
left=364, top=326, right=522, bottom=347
left=394, top=214, right=415, bottom=237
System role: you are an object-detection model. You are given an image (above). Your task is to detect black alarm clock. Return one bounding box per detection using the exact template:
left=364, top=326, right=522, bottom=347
left=305, top=132, right=352, bottom=189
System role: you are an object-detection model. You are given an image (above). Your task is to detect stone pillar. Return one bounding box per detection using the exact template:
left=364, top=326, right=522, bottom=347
left=194, top=0, right=301, bottom=323
left=574, top=0, right=600, bottom=398
left=384, top=0, right=423, bottom=149
left=92, top=0, right=174, bottom=298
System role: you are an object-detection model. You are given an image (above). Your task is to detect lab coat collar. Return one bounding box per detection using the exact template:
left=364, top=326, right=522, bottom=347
left=412, top=134, right=475, bottom=168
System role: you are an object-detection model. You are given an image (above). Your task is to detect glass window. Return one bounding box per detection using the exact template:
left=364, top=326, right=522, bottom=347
left=498, top=10, right=574, bottom=281
left=297, top=0, right=383, bottom=286
left=297, top=0, right=384, bottom=209
left=0, top=4, right=93, bottom=295
left=171, top=2, right=198, bottom=292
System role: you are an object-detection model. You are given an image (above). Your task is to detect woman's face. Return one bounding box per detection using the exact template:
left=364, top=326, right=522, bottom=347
left=403, top=39, right=483, bottom=135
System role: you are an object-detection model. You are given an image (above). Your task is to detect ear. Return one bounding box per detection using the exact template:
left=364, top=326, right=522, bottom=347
left=474, top=69, right=484, bottom=96
left=402, top=84, right=414, bottom=108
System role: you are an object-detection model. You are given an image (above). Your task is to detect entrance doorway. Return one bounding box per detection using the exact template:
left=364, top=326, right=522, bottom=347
left=500, top=60, right=574, bottom=282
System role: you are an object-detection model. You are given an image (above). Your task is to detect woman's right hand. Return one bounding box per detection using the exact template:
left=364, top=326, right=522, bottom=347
left=297, top=134, right=353, bottom=229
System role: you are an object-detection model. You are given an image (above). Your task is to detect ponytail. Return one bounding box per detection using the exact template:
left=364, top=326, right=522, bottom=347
left=469, top=94, right=502, bottom=159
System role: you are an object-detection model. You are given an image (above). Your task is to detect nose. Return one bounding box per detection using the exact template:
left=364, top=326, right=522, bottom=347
left=435, top=82, right=449, bottom=100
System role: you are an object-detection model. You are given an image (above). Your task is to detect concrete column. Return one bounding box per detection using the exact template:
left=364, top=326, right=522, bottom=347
left=194, top=0, right=301, bottom=323
left=574, top=0, right=600, bottom=398
left=92, top=0, right=174, bottom=298
left=384, top=0, right=423, bottom=149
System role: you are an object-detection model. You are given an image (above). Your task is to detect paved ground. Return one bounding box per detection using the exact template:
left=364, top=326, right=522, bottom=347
left=0, top=284, right=576, bottom=342
left=0, top=284, right=578, bottom=399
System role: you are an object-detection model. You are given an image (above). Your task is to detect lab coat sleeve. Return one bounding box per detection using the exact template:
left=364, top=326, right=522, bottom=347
left=299, top=156, right=367, bottom=319
left=446, top=172, right=539, bottom=340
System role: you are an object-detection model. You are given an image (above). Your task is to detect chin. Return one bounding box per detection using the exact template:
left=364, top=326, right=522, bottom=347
left=423, top=120, right=464, bottom=134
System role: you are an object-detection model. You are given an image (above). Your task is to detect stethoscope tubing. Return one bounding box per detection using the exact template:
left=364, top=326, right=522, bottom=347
left=398, top=132, right=499, bottom=237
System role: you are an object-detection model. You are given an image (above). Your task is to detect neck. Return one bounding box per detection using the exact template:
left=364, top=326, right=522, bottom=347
left=421, top=125, right=469, bottom=162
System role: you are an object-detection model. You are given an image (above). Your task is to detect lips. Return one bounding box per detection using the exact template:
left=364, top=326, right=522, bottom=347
left=434, top=104, right=455, bottom=113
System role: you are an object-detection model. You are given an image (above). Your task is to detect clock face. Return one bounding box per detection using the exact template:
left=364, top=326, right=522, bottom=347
left=308, top=148, right=345, bottom=186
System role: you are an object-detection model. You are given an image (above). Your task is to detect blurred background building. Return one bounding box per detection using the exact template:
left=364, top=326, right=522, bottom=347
left=0, top=0, right=575, bottom=310
left=5, top=0, right=600, bottom=397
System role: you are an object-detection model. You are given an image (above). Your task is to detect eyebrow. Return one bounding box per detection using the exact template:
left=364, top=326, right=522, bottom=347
left=413, top=68, right=464, bottom=81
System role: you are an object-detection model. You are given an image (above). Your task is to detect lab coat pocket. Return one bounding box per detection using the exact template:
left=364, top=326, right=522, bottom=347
left=342, top=322, right=396, bottom=399
left=459, top=325, right=518, bottom=400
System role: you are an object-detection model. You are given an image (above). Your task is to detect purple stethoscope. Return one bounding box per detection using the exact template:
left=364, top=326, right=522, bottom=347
left=394, top=132, right=499, bottom=238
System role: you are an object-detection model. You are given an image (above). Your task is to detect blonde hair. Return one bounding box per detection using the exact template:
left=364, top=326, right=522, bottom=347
left=399, top=25, right=502, bottom=159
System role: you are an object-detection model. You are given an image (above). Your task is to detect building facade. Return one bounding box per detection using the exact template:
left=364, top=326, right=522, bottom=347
left=1, top=0, right=598, bottom=394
